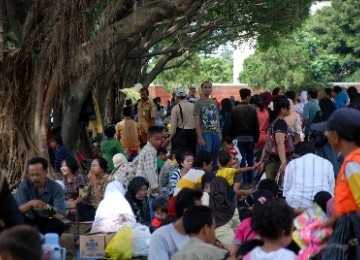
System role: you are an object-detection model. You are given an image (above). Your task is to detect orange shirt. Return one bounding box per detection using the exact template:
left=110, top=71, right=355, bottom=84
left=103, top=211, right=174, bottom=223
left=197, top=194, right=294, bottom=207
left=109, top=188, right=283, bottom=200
left=334, top=147, right=360, bottom=216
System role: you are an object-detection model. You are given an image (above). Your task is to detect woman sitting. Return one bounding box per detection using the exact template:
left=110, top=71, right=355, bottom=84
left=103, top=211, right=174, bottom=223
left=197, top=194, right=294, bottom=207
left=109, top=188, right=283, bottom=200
left=168, top=150, right=193, bottom=197
left=60, top=157, right=86, bottom=216
left=91, top=178, right=136, bottom=233
left=111, top=153, right=136, bottom=191
left=125, top=176, right=151, bottom=227
left=71, top=157, right=110, bottom=221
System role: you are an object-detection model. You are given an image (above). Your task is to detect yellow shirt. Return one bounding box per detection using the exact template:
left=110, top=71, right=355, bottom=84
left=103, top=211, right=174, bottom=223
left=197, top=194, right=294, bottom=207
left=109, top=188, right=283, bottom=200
left=216, top=167, right=238, bottom=186
left=174, top=169, right=204, bottom=196
left=115, top=118, right=142, bottom=151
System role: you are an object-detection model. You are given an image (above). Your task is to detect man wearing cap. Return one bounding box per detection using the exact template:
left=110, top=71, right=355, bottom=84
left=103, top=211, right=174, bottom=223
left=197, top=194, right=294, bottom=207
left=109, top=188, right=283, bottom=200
left=312, top=108, right=360, bottom=258
left=170, top=88, right=196, bottom=154
left=312, top=108, right=360, bottom=216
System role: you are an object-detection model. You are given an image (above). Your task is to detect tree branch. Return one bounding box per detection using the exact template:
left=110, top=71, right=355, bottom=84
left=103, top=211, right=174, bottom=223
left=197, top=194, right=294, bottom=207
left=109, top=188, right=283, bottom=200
left=76, top=0, right=202, bottom=66
left=98, top=0, right=135, bottom=30
left=5, top=0, right=23, bottom=43
left=0, top=0, right=6, bottom=60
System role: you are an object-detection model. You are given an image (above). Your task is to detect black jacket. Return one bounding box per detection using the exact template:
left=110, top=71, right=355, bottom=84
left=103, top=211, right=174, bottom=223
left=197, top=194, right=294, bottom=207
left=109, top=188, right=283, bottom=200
left=230, top=102, right=260, bottom=142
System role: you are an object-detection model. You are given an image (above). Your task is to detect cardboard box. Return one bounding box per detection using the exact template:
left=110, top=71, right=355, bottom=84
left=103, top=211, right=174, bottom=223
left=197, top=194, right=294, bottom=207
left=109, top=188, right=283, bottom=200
left=79, top=233, right=115, bottom=258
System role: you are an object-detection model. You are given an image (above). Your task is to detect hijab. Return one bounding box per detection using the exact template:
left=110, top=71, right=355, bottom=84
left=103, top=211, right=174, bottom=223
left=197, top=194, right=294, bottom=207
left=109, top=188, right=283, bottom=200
left=91, top=180, right=136, bottom=233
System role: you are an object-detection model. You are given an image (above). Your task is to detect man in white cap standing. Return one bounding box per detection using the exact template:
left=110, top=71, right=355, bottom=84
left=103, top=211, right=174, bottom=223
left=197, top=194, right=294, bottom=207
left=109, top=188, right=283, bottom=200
left=170, top=88, right=197, bottom=154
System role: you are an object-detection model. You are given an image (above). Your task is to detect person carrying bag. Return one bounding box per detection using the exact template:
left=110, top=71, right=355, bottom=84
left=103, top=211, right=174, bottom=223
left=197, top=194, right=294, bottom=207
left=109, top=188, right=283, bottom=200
left=170, top=88, right=197, bottom=154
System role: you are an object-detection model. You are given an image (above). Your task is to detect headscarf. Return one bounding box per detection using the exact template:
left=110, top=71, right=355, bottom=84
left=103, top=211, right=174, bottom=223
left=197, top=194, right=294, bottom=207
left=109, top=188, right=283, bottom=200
left=126, top=176, right=149, bottom=202
left=295, top=91, right=308, bottom=116
left=111, top=162, right=136, bottom=190
left=209, top=177, right=235, bottom=227
left=112, top=153, right=128, bottom=168
left=91, top=180, right=136, bottom=233
left=125, top=176, right=151, bottom=226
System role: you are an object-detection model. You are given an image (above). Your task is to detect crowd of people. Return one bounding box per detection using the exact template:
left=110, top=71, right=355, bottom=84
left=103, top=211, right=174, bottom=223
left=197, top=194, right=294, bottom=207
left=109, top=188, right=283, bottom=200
left=0, top=82, right=360, bottom=259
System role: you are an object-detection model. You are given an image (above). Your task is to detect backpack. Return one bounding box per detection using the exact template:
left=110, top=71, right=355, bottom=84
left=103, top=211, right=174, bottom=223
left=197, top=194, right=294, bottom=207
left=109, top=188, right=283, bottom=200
left=264, top=118, right=295, bottom=156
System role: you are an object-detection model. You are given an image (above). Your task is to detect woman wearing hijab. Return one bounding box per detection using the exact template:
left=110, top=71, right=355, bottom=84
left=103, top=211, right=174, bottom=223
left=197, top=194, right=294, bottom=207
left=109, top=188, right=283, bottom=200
left=111, top=153, right=136, bottom=191
left=91, top=180, right=136, bottom=233
left=125, top=176, right=151, bottom=227
left=294, top=90, right=308, bottom=119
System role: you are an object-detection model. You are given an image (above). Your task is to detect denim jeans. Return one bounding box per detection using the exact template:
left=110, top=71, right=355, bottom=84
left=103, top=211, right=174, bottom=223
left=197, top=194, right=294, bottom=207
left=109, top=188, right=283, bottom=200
left=237, top=139, right=255, bottom=184
left=199, top=132, right=221, bottom=171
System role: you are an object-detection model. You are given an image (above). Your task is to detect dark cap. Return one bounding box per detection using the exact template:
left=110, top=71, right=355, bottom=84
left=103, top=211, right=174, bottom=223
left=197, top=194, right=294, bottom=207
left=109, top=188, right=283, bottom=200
left=312, top=107, right=360, bottom=141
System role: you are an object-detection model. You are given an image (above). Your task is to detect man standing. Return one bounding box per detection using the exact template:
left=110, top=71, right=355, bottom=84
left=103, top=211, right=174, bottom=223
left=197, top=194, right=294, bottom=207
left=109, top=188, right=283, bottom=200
left=188, top=86, right=198, bottom=103
left=116, top=106, right=142, bottom=156
left=283, top=142, right=335, bottom=210
left=170, top=88, right=197, bottom=154
left=302, top=88, right=320, bottom=138
left=15, top=157, right=66, bottom=235
left=230, top=88, right=259, bottom=184
left=332, top=85, right=349, bottom=109
left=137, top=87, right=156, bottom=134
left=194, top=81, right=221, bottom=169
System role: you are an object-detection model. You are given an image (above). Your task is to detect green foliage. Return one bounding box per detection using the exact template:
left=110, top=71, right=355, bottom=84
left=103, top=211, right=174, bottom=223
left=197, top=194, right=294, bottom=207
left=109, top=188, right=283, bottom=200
left=239, top=0, right=360, bottom=91
left=153, top=51, right=233, bottom=91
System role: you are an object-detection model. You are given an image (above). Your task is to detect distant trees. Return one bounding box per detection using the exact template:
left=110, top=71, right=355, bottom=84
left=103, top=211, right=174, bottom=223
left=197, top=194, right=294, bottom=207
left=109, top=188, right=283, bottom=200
left=240, top=0, right=360, bottom=90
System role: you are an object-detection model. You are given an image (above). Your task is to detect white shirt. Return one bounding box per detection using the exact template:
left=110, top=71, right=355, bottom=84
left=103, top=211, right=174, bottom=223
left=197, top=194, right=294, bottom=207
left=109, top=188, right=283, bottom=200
left=244, top=246, right=296, bottom=260
left=148, top=223, right=190, bottom=260
left=283, top=153, right=335, bottom=209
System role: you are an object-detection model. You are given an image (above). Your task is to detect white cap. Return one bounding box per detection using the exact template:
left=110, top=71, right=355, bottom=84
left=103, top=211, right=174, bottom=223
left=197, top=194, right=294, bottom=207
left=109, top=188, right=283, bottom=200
left=176, top=88, right=187, bottom=97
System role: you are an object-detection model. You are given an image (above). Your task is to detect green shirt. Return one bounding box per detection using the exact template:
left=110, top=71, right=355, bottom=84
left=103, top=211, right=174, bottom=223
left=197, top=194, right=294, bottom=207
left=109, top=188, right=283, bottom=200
left=100, top=139, right=123, bottom=172
left=157, top=157, right=165, bottom=169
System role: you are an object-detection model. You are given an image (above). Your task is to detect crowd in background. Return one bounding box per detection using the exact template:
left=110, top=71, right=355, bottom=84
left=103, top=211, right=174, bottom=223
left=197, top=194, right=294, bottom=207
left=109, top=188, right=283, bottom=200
left=1, top=83, right=360, bottom=259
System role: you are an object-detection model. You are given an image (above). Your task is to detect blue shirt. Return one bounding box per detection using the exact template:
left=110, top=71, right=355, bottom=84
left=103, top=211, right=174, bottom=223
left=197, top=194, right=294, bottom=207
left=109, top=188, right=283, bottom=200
left=335, top=91, right=349, bottom=109
left=303, top=99, right=320, bottom=135
left=15, top=178, right=66, bottom=219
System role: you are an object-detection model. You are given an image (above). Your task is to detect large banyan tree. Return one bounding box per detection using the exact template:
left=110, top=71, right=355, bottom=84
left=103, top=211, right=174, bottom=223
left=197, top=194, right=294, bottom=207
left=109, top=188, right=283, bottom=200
left=0, top=0, right=313, bottom=186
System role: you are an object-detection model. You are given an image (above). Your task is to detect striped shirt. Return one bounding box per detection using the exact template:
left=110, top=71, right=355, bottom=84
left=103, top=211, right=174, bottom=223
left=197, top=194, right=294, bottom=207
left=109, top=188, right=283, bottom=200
left=283, top=153, right=335, bottom=209
left=168, top=168, right=181, bottom=196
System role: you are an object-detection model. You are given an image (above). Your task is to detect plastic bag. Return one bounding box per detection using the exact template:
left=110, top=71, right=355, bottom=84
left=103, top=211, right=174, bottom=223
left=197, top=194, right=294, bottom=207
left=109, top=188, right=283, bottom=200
left=105, top=226, right=132, bottom=260
left=321, top=212, right=360, bottom=260
left=129, top=223, right=151, bottom=257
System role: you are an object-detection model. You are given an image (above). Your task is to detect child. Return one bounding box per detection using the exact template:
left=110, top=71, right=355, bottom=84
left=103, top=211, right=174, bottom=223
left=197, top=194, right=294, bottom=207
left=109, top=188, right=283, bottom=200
left=173, top=150, right=212, bottom=196
left=136, top=126, right=164, bottom=194
left=157, top=147, right=168, bottom=173
left=244, top=200, right=296, bottom=259
left=171, top=206, right=227, bottom=260
left=216, top=151, right=259, bottom=187
left=223, top=137, right=242, bottom=166
left=150, top=196, right=168, bottom=232
left=231, top=190, right=274, bottom=256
